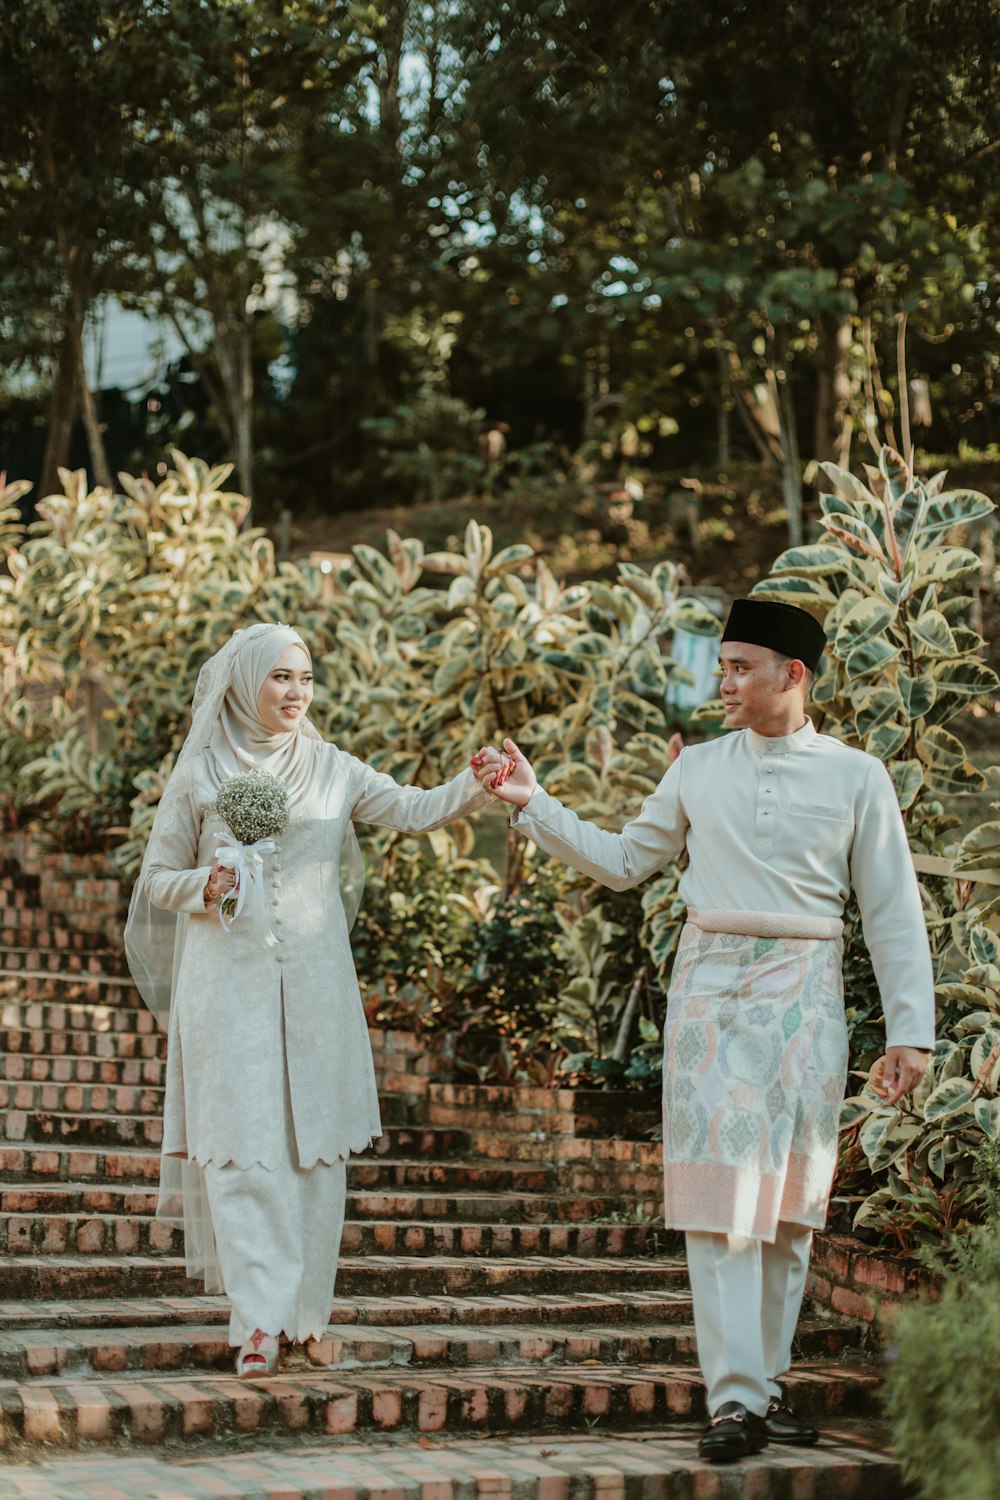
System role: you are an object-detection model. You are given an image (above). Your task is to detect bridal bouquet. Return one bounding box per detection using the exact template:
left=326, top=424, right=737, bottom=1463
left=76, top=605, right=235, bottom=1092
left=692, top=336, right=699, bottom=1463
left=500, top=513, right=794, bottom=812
left=212, top=770, right=289, bottom=941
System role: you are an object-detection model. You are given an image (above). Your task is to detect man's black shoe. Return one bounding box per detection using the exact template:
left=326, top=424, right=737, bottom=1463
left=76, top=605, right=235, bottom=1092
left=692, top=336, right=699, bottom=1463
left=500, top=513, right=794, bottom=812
left=765, top=1394, right=820, bottom=1445
left=697, top=1401, right=769, bottom=1463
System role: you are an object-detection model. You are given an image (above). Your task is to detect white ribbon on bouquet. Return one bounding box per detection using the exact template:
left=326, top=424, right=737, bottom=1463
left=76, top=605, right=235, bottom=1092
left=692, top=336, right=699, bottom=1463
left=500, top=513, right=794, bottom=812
left=214, top=833, right=278, bottom=946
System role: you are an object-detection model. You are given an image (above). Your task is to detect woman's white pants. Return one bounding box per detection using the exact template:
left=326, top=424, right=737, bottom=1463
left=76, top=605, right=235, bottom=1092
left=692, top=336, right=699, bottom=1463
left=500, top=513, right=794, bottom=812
left=685, top=1221, right=813, bottom=1417
left=202, top=1068, right=347, bottom=1347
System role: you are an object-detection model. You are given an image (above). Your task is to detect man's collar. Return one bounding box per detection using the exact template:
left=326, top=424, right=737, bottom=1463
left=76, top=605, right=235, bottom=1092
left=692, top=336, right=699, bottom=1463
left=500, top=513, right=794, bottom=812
left=745, top=717, right=817, bottom=757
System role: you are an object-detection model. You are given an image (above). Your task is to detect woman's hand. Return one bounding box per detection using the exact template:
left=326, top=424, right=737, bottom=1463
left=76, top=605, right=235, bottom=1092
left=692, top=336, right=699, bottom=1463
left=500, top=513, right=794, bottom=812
left=203, top=863, right=239, bottom=909
left=470, top=738, right=537, bottom=809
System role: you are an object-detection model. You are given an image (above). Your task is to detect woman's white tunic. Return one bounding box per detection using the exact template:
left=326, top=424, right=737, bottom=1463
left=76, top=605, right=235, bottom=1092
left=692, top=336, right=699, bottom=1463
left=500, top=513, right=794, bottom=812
left=144, top=742, right=489, bottom=1170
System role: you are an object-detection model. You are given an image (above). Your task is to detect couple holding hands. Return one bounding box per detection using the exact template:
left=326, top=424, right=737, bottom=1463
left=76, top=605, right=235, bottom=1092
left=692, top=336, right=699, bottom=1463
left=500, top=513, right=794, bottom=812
left=126, top=599, right=933, bottom=1463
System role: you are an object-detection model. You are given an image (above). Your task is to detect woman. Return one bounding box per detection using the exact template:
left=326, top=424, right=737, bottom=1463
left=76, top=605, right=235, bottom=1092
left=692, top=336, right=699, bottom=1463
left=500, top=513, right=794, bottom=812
left=125, top=623, right=498, bottom=1376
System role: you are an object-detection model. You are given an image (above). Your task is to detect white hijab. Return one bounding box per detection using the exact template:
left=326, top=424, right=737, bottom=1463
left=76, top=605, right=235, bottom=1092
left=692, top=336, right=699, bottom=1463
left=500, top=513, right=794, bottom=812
left=207, top=624, right=322, bottom=803
left=124, top=623, right=362, bottom=1031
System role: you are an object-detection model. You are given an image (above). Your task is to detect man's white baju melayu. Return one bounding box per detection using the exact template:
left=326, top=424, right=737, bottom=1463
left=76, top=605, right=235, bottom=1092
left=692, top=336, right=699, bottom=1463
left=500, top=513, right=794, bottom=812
left=126, top=625, right=490, bottom=1347
left=509, top=718, right=934, bottom=1414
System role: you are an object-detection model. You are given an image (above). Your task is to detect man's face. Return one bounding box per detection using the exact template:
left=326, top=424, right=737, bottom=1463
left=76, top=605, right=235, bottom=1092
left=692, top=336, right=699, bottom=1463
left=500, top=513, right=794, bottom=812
left=718, top=642, right=789, bottom=728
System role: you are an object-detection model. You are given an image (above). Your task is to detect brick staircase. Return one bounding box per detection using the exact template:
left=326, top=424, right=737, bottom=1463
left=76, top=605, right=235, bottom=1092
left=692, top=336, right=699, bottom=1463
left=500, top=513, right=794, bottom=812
left=0, top=854, right=904, bottom=1498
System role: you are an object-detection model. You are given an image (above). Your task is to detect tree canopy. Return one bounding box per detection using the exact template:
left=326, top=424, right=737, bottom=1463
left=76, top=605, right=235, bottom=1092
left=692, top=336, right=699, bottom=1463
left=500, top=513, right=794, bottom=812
left=1, top=0, right=998, bottom=518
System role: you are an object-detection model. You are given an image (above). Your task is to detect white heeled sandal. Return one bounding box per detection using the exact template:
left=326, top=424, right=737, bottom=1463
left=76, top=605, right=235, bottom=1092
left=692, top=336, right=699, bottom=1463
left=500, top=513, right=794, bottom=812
left=235, top=1328, right=279, bottom=1378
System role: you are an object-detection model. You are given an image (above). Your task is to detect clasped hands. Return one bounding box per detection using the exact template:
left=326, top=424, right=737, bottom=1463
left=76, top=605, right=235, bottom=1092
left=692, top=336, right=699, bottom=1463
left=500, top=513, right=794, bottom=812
left=470, top=737, right=537, bottom=809
left=203, top=863, right=239, bottom=909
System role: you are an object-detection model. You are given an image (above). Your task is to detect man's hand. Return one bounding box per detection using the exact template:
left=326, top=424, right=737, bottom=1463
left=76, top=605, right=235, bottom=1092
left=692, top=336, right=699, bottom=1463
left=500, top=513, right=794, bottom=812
left=871, top=1046, right=932, bottom=1107
left=470, top=737, right=537, bottom=809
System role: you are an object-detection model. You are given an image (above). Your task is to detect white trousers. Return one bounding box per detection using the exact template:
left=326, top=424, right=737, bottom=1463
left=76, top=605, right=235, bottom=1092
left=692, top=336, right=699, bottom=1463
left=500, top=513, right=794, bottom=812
left=202, top=1060, right=347, bottom=1347
left=685, top=1220, right=813, bottom=1417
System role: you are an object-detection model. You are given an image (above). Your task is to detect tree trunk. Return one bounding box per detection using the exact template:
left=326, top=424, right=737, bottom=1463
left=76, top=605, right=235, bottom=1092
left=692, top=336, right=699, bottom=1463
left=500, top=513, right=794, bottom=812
left=234, top=313, right=254, bottom=506
left=716, top=343, right=732, bottom=466
left=40, top=333, right=78, bottom=495
left=814, top=313, right=854, bottom=488
left=71, top=313, right=113, bottom=491
left=767, top=342, right=804, bottom=546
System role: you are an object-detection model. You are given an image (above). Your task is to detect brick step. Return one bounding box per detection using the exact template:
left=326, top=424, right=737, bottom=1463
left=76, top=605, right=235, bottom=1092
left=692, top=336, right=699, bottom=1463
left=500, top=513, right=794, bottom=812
left=0, top=1144, right=164, bottom=1184
left=1, top=1081, right=164, bottom=1116
left=2, top=1109, right=165, bottom=1149
left=0, top=1081, right=418, bottom=1128
left=2, top=1113, right=470, bottom=1157
left=0, top=1211, right=667, bottom=1261
left=1, top=944, right=130, bottom=975
left=0, top=1428, right=905, bottom=1500
left=2, top=1025, right=165, bottom=1063
left=0, top=1145, right=563, bottom=1194
left=426, top=1089, right=658, bottom=1140
left=1, top=1053, right=166, bottom=1086
left=2, top=999, right=156, bottom=1039
left=0, top=1358, right=883, bottom=1449
left=0, top=1289, right=694, bottom=1334
left=0, top=1182, right=620, bottom=1225
left=0, top=1315, right=860, bottom=1383
left=0, top=1253, right=690, bottom=1303
left=0, top=972, right=138, bottom=1005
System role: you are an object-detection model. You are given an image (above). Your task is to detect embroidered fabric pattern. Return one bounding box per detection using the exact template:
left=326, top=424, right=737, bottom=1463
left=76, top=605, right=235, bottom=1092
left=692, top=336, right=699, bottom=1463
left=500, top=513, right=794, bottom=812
left=662, top=922, right=849, bottom=1241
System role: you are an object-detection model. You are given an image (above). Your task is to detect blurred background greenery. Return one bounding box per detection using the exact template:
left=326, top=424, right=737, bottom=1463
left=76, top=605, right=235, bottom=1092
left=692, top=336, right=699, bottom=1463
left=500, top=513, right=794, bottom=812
left=2, top=0, right=999, bottom=544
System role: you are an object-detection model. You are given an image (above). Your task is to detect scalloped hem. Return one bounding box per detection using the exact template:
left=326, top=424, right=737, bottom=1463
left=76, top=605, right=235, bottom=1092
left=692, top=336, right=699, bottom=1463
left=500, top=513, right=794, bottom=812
left=183, top=1132, right=380, bottom=1173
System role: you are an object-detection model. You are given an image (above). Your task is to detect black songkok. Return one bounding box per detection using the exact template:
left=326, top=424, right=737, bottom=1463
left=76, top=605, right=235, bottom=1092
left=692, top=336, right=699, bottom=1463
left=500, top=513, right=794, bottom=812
left=721, top=598, right=826, bottom=673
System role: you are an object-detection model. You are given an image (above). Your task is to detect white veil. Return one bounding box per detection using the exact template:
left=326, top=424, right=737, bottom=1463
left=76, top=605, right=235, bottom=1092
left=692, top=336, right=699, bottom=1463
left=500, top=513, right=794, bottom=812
left=123, top=623, right=364, bottom=1292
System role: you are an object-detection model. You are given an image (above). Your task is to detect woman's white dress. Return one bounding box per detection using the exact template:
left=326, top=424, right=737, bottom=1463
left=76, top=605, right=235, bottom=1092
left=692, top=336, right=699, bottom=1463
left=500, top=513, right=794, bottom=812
left=144, top=740, right=489, bottom=1341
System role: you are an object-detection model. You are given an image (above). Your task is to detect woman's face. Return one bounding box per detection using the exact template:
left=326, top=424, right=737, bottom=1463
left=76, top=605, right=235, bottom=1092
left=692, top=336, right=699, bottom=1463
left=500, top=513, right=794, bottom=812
left=256, top=644, right=314, bottom=733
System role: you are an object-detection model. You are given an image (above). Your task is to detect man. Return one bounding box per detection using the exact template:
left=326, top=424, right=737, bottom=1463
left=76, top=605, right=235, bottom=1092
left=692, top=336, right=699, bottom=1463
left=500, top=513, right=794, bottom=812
left=472, top=597, right=933, bottom=1462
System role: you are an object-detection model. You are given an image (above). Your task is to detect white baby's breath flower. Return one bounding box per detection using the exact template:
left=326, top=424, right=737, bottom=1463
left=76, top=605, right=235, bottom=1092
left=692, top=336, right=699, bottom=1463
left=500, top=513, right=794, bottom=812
left=213, top=769, right=289, bottom=846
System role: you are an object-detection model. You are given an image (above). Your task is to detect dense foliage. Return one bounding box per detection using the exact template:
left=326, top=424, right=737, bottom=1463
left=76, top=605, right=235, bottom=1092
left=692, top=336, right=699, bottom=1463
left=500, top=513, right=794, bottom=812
left=1, top=440, right=997, bottom=1248
left=882, top=1147, right=1000, bottom=1500
left=2, top=2, right=998, bottom=516
left=750, top=447, right=1000, bottom=1248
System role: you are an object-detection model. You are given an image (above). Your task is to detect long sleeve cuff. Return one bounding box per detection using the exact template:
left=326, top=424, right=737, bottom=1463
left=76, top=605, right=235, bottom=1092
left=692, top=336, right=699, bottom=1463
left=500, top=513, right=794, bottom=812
left=145, top=865, right=215, bottom=915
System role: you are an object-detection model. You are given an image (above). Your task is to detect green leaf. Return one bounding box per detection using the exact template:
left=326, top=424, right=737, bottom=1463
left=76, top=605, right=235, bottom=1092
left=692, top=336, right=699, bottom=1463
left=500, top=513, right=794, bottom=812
left=922, top=490, right=994, bottom=538
left=891, top=486, right=925, bottom=558
left=840, top=1095, right=874, bottom=1129
left=914, top=547, right=982, bottom=585
left=845, top=637, right=900, bottom=680
left=749, top=576, right=838, bottom=607
left=922, top=1076, right=975, bottom=1122
left=898, top=674, right=937, bottom=720
left=485, top=543, right=536, bottom=575
left=351, top=544, right=400, bottom=599
left=879, top=446, right=910, bottom=504
left=773, top=542, right=857, bottom=577
left=910, top=609, right=957, bottom=658
left=817, top=463, right=879, bottom=511
left=433, top=654, right=472, bottom=694
left=969, top=925, right=1000, bottom=968
left=955, top=821, right=1000, bottom=874
left=972, top=1098, right=1000, bottom=1138
left=834, top=598, right=894, bottom=654
left=928, top=659, right=1000, bottom=699
left=889, top=759, right=924, bottom=809
left=853, top=686, right=904, bottom=736
left=867, top=721, right=910, bottom=760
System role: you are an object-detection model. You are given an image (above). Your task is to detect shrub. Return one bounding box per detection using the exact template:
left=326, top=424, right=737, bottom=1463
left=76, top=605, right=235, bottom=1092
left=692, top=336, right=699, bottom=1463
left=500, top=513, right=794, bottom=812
left=881, top=1147, right=1000, bottom=1500
left=751, top=444, right=1000, bottom=1248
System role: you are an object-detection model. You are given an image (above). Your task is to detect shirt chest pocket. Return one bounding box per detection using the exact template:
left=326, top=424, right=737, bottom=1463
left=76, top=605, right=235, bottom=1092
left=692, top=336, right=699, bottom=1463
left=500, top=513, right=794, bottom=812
left=786, top=800, right=853, bottom=859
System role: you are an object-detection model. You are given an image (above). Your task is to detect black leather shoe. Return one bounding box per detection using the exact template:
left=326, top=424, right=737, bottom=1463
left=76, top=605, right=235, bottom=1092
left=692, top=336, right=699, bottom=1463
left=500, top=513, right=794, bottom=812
left=698, top=1401, right=769, bottom=1462
left=765, top=1394, right=820, bottom=1445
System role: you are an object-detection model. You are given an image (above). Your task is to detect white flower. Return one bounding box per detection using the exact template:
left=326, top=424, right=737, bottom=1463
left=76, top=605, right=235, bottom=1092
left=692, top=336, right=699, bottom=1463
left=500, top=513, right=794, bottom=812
left=213, top=770, right=289, bottom=846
